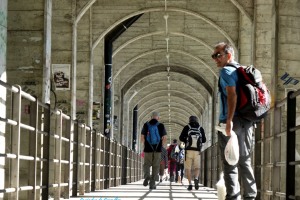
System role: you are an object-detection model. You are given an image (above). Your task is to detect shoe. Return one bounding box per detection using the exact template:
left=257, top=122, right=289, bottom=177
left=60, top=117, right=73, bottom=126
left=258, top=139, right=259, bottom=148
left=143, top=178, right=149, bottom=186
left=194, top=179, right=199, bottom=190
left=160, top=179, right=162, bottom=182
left=149, top=185, right=156, bottom=189
left=187, top=185, right=192, bottom=191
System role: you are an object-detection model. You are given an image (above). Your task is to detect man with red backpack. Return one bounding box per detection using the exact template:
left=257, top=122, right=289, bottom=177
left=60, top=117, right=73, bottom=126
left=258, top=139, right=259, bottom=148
left=212, top=42, right=257, bottom=200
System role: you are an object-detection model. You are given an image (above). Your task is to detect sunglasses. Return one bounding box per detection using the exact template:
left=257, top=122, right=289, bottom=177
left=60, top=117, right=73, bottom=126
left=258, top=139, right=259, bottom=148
left=211, top=52, right=226, bottom=59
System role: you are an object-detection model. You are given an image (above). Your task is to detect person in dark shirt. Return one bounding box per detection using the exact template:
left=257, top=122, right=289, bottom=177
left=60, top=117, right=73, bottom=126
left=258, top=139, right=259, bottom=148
left=179, top=116, right=206, bottom=191
left=141, top=112, right=167, bottom=189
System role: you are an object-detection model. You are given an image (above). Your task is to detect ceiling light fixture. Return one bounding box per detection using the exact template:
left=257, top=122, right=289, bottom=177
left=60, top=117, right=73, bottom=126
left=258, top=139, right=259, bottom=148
left=164, top=14, right=169, bottom=35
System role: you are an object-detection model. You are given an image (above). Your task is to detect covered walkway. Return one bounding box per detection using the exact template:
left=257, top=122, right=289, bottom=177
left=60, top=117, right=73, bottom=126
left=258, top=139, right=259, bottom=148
left=0, top=80, right=299, bottom=199
left=68, top=180, right=218, bottom=200
left=1, top=0, right=300, bottom=200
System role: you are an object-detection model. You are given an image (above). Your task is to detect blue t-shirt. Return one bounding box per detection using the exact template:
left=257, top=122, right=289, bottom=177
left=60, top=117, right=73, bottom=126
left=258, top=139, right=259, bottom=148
left=219, top=64, right=238, bottom=122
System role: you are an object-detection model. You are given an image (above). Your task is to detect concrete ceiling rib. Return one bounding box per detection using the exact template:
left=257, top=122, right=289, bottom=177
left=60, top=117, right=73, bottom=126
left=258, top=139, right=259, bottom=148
left=138, top=103, right=198, bottom=122
left=127, top=80, right=204, bottom=105
left=136, top=94, right=200, bottom=116
left=121, top=65, right=212, bottom=97
left=114, top=49, right=217, bottom=81
left=135, top=90, right=204, bottom=112
left=127, top=82, right=204, bottom=113
left=140, top=110, right=189, bottom=127
left=92, top=7, right=236, bottom=52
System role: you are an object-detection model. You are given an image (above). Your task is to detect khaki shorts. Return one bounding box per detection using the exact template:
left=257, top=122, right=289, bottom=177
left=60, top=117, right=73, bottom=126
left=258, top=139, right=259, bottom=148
left=184, top=150, right=201, bottom=170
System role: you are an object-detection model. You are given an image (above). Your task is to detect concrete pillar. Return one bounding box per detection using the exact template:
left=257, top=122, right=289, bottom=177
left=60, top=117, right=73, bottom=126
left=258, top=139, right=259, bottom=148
left=132, top=105, right=138, bottom=151
left=42, top=0, right=52, bottom=104
left=0, top=1, right=7, bottom=199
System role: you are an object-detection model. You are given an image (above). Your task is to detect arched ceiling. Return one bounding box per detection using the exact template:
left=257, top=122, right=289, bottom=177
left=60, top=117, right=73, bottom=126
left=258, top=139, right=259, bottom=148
left=87, top=0, right=253, bottom=142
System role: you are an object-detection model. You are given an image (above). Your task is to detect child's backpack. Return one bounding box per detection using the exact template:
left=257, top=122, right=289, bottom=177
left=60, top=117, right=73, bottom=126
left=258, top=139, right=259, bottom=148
left=186, top=125, right=203, bottom=151
left=227, top=64, right=271, bottom=122
left=146, top=122, right=161, bottom=145
left=177, top=149, right=185, bottom=164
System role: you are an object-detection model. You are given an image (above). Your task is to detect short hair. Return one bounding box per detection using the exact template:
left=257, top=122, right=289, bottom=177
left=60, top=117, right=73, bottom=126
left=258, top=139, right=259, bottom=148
left=173, top=139, right=177, bottom=144
left=189, top=116, right=198, bottom=123
left=151, top=111, right=160, bottom=118
left=214, top=42, right=235, bottom=60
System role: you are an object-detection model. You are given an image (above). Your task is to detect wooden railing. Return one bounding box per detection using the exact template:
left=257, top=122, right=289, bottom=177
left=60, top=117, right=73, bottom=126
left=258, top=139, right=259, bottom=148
left=0, top=80, right=143, bottom=200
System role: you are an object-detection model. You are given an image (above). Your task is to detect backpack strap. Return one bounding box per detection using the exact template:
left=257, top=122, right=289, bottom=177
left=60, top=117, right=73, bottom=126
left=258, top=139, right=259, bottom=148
left=226, top=62, right=240, bottom=69
left=154, top=122, right=160, bottom=151
left=147, top=122, right=160, bottom=128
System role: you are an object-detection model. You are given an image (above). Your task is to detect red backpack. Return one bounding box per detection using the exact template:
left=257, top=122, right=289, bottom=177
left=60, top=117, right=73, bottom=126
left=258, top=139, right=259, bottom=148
left=224, top=64, right=271, bottom=122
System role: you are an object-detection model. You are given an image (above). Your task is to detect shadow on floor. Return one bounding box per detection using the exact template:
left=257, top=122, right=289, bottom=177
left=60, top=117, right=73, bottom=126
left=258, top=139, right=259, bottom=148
left=69, top=179, right=218, bottom=200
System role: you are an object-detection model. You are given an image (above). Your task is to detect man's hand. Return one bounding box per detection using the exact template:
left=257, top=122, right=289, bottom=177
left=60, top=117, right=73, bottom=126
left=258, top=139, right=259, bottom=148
left=226, top=121, right=233, bottom=136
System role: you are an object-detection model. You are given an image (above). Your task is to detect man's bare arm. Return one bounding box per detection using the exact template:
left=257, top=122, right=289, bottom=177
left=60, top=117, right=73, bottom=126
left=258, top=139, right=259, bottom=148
left=226, top=86, right=237, bottom=136
left=162, top=135, right=167, bottom=144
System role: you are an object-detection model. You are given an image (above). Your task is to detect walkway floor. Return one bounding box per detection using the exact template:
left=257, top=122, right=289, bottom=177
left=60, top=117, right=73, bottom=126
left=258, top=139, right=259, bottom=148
left=70, top=179, right=219, bottom=200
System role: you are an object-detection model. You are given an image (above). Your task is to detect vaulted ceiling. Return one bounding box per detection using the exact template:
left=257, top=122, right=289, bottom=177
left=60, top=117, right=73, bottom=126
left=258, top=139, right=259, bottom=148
left=7, top=0, right=254, bottom=145
left=91, top=0, right=253, bottom=143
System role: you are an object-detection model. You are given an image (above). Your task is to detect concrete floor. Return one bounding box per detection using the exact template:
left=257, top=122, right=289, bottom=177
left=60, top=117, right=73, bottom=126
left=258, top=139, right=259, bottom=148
left=69, top=179, right=218, bottom=200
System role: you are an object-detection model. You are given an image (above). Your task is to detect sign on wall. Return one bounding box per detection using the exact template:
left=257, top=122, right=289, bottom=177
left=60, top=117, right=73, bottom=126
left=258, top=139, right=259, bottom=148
left=52, top=64, right=70, bottom=90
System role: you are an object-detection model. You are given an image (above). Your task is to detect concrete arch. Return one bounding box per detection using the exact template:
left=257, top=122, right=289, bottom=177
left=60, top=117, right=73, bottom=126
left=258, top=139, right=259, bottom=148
left=92, top=7, right=237, bottom=52
left=137, top=96, right=202, bottom=121
left=229, top=0, right=252, bottom=21
left=156, top=105, right=198, bottom=118
left=136, top=97, right=201, bottom=118
left=139, top=115, right=186, bottom=129
left=112, top=31, right=213, bottom=57
left=138, top=99, right=199, bottom=117
left=135, top=89, right=205, bottom=111
left=127, top=79, right=207, bottom=107
left=164, top=126, right=184, bottom=134
left=113, top=31, right=164, bottom=57
left=140, top=110, right=190, bottom=126
left=126, top=81, right=204, bottom=112
left=138, top=102, right=198, bottom=122
left=122, top=64, right=213, bottom=96
left=162, top=121, right=185, bottom=130
left=113, top=48, right=217, bottom=81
